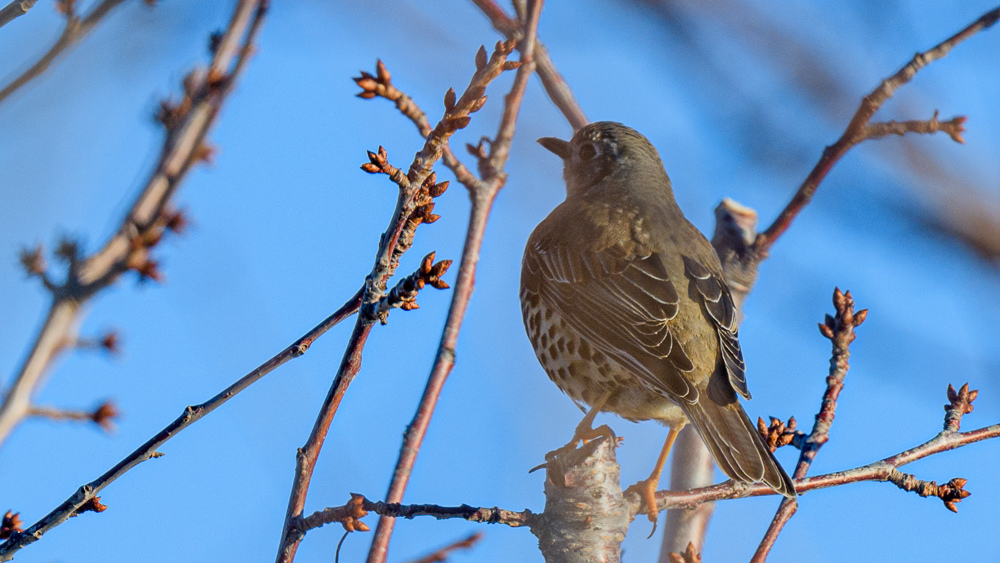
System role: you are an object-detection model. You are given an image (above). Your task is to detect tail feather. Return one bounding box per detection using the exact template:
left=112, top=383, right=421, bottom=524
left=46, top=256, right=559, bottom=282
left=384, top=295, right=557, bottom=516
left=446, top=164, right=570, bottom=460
left=684, top=397, right=796, bottom=498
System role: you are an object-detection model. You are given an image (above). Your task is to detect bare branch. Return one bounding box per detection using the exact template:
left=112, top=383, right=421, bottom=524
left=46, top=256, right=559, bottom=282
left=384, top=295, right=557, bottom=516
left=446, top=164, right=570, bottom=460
left=406, top=532, right=485, bottom=563
left=0, top=0, right=267, bottom=449
left=652, top=416, right=1000, bottom=513
left=0, top=0, right=37, bottom=30
left=0, top=285, right=360, bottom=560
left=28, top=400, right=119, bottom=432
left=751, top=289, right=867, bottom=562
left=274, top=38, right=522, bottom=563
left=0, top=0, right=131, bottom=104
left=365, top=4, right=544, bottom=561
left=471, top=0, right=588, bottom=130
left=755, top=6, right=1000, bottom=253
left=354, top=62, right=480, bottom=189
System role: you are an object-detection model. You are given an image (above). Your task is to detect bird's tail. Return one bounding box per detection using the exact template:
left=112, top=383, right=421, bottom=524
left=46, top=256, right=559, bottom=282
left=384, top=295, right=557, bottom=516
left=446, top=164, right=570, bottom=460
left=682, top=397, right=796, bottom=497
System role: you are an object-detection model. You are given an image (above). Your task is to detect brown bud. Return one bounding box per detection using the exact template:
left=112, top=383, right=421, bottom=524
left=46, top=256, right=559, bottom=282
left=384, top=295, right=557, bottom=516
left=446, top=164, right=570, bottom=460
left=469, top=96, right=488, bottom=113
left=19, top=245, right=46, bottom=276
left=452, top=116, right=471, bottom=129
left=80, top=497, right=108, bottom=514
left=356, top=91, right=377, bottom=100
left=444, top=88, right=457, bottom=112
left=818, top=323, right=834, bottom=339
left=361, top=163, right=381, bottom=174
left=428, top=181, right=449, bottom=198
left=424, top=213, right=441, bottom=224
left=420, top=252, right=435, bottom=273
left=354, top=521, right=370, bottom=532
left=100, top=331, right=121, bottom=354
left=502, top=61, right=523, bottom=71
left=354, top=76, right=378, bottom=91
left=375, top=59, right=390, bottom=83
left=430, top=259, right=452, bottom=278
left=475, top=45, right=488, bottom=71
left=853, top=309, right=868, bottom=326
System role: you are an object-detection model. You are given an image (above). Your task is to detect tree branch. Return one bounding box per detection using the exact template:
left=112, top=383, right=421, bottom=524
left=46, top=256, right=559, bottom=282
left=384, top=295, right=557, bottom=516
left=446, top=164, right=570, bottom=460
left=470, top=0, right=588, bottom=130
left=0, top=0, right=135, bottom=104
left=750, top=289, right=867, bottom=562
left=754, top=5, right=1000, bottom=254
left=0, top=0, right=266, bottom=450
left=0, top=0, right=37, bottom=29
left=273, top=39, right=522, bottom=563
left=364, top=5, right=543, bottom=562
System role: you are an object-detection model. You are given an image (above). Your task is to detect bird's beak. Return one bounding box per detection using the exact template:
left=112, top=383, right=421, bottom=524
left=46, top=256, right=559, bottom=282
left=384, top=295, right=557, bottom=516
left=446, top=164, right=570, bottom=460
left=537, top=137, right=570, bottom=160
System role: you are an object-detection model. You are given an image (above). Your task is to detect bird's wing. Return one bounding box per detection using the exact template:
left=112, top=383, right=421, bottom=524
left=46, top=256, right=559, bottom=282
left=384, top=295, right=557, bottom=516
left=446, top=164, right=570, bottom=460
left=681, top=255, right=749, bottom=400
left=522, top=240, right=698, bottom=402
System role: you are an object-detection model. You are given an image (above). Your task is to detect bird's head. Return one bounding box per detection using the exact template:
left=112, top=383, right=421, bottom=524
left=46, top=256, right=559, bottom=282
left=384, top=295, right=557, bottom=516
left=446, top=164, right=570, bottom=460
left=538, top=121, right=668, bottom=198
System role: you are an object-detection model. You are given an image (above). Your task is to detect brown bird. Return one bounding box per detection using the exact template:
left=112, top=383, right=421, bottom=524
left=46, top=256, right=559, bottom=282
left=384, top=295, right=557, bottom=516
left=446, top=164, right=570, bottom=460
left=520, top=122, right=795, bottom=522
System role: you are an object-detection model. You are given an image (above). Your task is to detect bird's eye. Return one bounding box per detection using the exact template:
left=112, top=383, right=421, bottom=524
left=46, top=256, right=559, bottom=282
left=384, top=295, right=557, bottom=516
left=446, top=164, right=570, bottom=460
left=578, top=143, right=597, bottom=161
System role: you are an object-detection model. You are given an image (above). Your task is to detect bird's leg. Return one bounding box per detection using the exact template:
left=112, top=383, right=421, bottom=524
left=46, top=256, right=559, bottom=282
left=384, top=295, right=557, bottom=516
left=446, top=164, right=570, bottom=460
left=569, top=390, right=615, bottom=446
left=626, top=424, right=682, bottom=530
left=543, top=391, right=615, bottom=463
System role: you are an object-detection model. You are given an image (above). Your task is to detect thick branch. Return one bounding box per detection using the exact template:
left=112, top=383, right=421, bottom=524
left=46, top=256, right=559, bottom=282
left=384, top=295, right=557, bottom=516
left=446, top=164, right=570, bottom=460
left=0, top=0, right=267, bottom=449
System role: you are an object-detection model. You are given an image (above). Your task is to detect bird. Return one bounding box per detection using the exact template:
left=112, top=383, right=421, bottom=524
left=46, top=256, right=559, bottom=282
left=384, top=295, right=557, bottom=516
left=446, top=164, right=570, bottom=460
left=519, top=121, right=795, bottom=523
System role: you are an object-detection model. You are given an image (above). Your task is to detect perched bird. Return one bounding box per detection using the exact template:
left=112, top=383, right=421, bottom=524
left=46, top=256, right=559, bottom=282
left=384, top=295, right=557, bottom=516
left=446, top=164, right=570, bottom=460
left=520, top=122, right=795, bottom=521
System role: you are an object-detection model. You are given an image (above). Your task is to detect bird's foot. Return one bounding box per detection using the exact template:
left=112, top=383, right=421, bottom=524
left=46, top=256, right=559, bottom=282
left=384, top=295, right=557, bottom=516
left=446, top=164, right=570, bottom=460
left=544, top=423, right=618, bottom=462
left=625, top=478, right=663, bottom=537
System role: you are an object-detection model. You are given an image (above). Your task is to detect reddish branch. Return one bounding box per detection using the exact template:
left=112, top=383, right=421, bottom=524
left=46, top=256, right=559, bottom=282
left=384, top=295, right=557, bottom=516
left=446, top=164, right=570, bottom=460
left=750, top=289, right=867, bottom=562
left=28, top=400, right=119, bottom=432
left=471, top=0, right=588, bottom=130
left=364, top=4, right=544, bottom=562
left=406, top=531, right=484, bottom=563
left=753, top=6, right=999, bottom=254
left=273, top=40, right=523, bottom=563
left=355, top=62, right=480, bottom=189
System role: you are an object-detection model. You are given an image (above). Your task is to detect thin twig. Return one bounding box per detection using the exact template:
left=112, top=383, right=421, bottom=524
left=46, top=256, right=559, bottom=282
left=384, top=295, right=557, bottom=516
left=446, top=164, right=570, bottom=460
left=354, top=62, right=480, bottom=189
left=0, top=0, right=132, bottom=104
left=754, top=6, right=1000, bottom=254
left=0, top=0, right=37, bottom=29
left=750, top=289, right=867, bottom=562
left=406, top=531, right=485, bottom=563
left=0, top=288, right=360, bottom=561
left=28, top=400, right=119, bottom=432
left=651, top=413, right=998, bottom=513
left=364, top=4, right=543, bottom=563
left=302, top=494, right=535, bottom=533
left=0, top=0, right=266, bottom=449
left=273, top=40, right=522, bottom=563
left=470, top=0, right=588, bottom=130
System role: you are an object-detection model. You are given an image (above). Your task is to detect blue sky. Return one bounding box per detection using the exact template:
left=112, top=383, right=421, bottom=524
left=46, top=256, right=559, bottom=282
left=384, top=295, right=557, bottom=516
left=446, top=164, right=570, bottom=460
left=1, top=1, right=998, bottom=561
